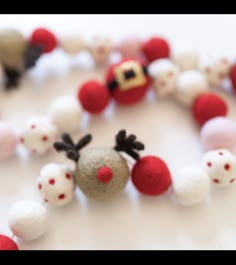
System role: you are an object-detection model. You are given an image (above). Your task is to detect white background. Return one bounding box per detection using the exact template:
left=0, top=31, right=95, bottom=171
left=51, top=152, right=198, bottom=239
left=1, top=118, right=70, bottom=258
left=0, top=14, right=236, bottom=250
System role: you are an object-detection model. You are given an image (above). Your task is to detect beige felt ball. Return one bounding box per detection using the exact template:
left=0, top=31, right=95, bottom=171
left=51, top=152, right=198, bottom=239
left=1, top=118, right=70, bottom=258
left=0, top=29, right=27, bottom=69
left=8, top=201, right=48, bottom=241
left=173, top=50, right=198, bottom=71
left=20, top=116, right=58, bottom=155
left=37, top=163, right=75, bottom=206
left=76, top=147, right=130, bottom=201
left=175, top=70, right=209, bottom=107
left=202, top=148, right=236, bottom=188
left=59, top=34, right=86, bottom=55
left=172, top=165, right=210, bottom=206
left=48, top=95, right=82, bottom=133
left=148, top=59, right=179, bottom=97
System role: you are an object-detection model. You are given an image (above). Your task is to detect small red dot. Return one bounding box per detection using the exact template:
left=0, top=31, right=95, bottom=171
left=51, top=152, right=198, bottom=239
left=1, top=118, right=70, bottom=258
left=42, top=136, right=48, bottom=141
left=97, top=46, right=106, bottom=53
left=218, top=72, right=225, bottom=79
left=219, top=152, right=223, bottom=156
left=230, top=178, right=235, bottom=183
left=224, top=164, right=230, bottom=171
left=222, top=58, right=228, bottom=65
left=65, top=173, right=71, bottom=180
left=207, top=162, right=212, bottom=167
left=31, top=124, right=36, bottom=129
left=32, top=149, right=37, bottom=154
left=213, top=178, right=220, bottom=183
left=19, top=137, right=24, bottom=143
left=49, top=178, right=55, bottom=185
left=168, top=71, right=174, bottom=78
left=205, top=67, right=211, bottom=74
left=38, top=183, right=42, bottom=190
left=44, top=198, right=48, bottom=203
left=58, top=194, right=65, bottom=200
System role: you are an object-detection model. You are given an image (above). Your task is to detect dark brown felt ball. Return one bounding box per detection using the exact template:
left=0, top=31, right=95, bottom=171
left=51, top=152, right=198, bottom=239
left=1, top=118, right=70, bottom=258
left=75, top=147, right=130, bottom=201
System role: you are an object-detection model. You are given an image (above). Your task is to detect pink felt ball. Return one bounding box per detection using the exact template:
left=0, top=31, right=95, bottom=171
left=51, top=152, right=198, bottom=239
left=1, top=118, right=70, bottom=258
left=117, top=37, right=142, bottom=58
left=0, top=121, right=18, bottom=159
left=200, top=117, right=236, bottom=152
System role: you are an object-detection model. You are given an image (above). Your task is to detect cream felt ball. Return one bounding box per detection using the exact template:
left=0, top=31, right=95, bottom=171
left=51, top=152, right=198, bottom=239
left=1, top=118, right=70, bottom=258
left=20, top=116, right=58, bottom=155
left=175, top=70, right=209, bottom=107
left=0, top=121, right=18, bottom=160
left=37, top=163, right=75, bottom=206
left=8, top=201, right=48, bottom=241
left=202, top=148, right=236, bottom=187
left=59, top=34, right=86, bottom=55
left=173, top=50, right=198, bottom=71
left=48, top=95, right=82, bottom=133
left=117, top=36, right=142, bottom=58
left=148, top=59, right=179, bottom=97
left=172, top=165, right=210, bottom=206
left=200, top=117, right=236, bottom=152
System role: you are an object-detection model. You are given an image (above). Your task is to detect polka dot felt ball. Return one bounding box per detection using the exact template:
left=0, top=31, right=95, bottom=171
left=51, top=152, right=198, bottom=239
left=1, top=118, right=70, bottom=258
left=131, top=156, right=172, bottom=196
left=193, top=93, right=228, bottom=126
left=0, top=234, right=18, bottom=250
left=142, top=37, right=170, bottom=63
left=230, top=63, right=236, bottom=92
left=78, top=80, right=110, bottom=114
left=29, top=28, right=57, bottom=53
left=105, top=58, right=151, bottom=105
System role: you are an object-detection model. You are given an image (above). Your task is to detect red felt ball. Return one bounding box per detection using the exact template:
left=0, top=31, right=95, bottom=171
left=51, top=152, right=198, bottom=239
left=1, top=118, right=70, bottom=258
left=30, top=28, right=57, bottom=53
left=193, top=93, right=228, bottom=126
left=0, top=234, right=18, bottom=251
left=131, top=156, right=172, bottom=196
left=230, top=64, right=236, bottom=92
left=96, top=166, right=113, bottom=183
left=105, top=58, right=151, bottom=105
left=142, top=37, right=170, bottom=63
left=78, top=80, right=110, bottom=114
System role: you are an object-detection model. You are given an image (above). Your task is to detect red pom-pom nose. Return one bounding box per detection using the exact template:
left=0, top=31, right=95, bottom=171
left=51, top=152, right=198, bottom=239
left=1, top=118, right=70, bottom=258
left=96, top=166, right=113, bottom=183
left=131, top=156, right=172, bottom=196
left=0, top=234, right=18, bottom=250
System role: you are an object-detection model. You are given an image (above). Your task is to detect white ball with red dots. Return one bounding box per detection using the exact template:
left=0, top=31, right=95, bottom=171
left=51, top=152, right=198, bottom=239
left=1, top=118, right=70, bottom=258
left=59, top=34, right=86, bottom=55
left=20, top=116, right=58, bottom=155
left=37, top=163, right=75, bottom=206
left=202, top=57, right=231, bottom=87
left=175, top=70, right=209, bottom=107
left=173, top=49, right=198, bottom=71
left=202, top=148, right=236, bottom=188
left=48, top=95, right=82, bottom=133
left=148, top=59, right=179, bottom=97
left=8, top=200, right=48, bottom=241
left=172, top=165, right=210, bottom=206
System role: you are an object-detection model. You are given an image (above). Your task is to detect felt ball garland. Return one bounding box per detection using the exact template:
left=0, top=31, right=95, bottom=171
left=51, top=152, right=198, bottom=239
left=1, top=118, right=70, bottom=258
left=1, top=29, right=236, bottom=250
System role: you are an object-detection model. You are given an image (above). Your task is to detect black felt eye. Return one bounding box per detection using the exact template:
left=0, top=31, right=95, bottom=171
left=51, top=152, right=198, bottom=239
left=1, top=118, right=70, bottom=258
left=123, top=69, right=136, bottom=80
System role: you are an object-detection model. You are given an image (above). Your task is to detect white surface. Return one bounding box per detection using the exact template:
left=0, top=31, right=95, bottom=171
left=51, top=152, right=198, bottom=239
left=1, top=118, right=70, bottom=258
left=1, top=15, right=236, bottom=250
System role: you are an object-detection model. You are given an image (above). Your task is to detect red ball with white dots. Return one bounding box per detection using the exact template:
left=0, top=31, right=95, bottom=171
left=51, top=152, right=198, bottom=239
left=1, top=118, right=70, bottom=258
left=105, top=58, right=151, bottom=105
left=78, top=80, right=111, bottom=114
left=193, top=93, right=228, bottom=126
left=29, top=28, right=57, bottom=53
left=0, top=234, right=18, bottom=250
left=142, top=37, right=170, bottom=63
left=131, top=156, right=172, bottom=196
left=230, top=63, right=236, bottom=92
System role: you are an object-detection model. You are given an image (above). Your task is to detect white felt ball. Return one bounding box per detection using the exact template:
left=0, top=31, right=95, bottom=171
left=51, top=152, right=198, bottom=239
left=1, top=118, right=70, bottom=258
left=173, top=50, right=198, bottom=71
left=8, top=201, right=48, bottom=241
left=20, top=116, right=58, bottom=155
left=59, top=34, right=86, bottom=55
left=48, top=95, right=82, bottom=133
left=202, top=148, right=236, bottom=188
left=202, top=57, right=231, bottom=87
left=172, top=165, right=210, bottom=206
left=37, top=163, right=75, bottom=206
left=175, top=70, right=209, bottom=107
left=148, top=59, right=179, bottom=97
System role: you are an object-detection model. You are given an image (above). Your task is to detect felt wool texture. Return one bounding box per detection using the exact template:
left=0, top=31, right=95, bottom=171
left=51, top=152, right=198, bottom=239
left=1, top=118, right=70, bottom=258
left=193, top=93, right=228, bottom=126
left=200, top=117, right=236, bottom=152
left=0, top=234, right=18, bottom=250
left=202, top=148, right=236, bottom=187
left=8, top=201, right=48, bottom=241
left=117, top=37, right=142, bottom=58
left=75, top=147, right=130, bottom=201
left=78, top=80, right=110, bottom=114
left=105, top=58, right=151, bottom=105
left=202, top=57, right=231, bottom=87
left=0, top=29, right=27, bottom=69
left=175, top=70, right=209, bottom=107
left=37, top=163, right=75, bottom=206
left=142, top=37, right=170, bottom=63
left=59, top=34, right=86, bottom=55
left=148, top=59, right=179, bottom=97
left=172, top=165, right=210, bottom=206
left=0, top=121, right=18, bottom=160
left=20, top=116, right=58, bottom=155
left=48, top=95, right=82, bottom=133
left=230, top=64, right=236, bottom=92
left=131, top=156, right=172, bottom=196
left=173, top=50, right=198, bottom=71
